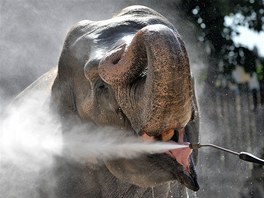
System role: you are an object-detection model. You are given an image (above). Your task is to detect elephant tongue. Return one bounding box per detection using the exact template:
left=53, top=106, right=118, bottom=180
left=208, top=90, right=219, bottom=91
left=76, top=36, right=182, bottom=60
left=166, top=142, right=192, bottom=173
left=142, top=129, right=192, bottom=172
left=166, top=129, right=192, bottom=173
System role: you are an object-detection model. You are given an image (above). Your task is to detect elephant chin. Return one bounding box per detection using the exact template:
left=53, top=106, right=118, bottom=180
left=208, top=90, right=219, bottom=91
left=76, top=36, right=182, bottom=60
left=104, top=127, right=199, bottom=191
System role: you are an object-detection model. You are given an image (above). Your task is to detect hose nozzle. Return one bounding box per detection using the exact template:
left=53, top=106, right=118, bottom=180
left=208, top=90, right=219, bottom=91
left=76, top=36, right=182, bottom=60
left=189, top=143, right=201, bottom=150
left=189, top=143, right=264, bottom=166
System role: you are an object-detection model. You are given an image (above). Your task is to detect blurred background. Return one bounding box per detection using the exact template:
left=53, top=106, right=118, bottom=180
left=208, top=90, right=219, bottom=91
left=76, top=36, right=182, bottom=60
left=0, top=0, right=263, bottom=197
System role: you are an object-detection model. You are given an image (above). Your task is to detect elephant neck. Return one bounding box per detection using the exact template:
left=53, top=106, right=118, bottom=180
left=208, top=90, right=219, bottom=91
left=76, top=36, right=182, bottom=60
left=95, top=165, right=188, bottom=198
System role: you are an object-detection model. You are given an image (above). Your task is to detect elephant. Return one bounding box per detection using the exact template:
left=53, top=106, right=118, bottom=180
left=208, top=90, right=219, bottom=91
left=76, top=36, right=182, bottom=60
left=15, top=5, right=200, bottom=198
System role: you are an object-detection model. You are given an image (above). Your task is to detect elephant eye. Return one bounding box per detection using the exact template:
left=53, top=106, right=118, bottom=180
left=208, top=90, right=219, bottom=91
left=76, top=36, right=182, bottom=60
left=96, top=80, right=109, bottom=92
left=99, top=84, right=106, bottom=89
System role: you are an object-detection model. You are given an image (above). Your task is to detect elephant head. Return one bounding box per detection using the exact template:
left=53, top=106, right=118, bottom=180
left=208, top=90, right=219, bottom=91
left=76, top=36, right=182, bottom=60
left=51, top=5, right=200, bottom=193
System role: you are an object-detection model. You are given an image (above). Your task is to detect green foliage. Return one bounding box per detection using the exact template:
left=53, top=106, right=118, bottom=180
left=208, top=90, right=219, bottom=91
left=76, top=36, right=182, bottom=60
left=180, top=0, right=264, bottom=78
left=256, top=62, right=263, bottom=80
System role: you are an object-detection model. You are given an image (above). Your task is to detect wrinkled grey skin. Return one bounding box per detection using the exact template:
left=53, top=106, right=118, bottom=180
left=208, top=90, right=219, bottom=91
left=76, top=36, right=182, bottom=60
left=38, top=6, right=200, bottom=198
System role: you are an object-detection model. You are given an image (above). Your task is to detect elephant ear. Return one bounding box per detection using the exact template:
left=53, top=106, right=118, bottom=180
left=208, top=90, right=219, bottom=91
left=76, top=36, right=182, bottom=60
left=51, top=20, right=93, bottom=118
left=52, top=74, right=76, bottom=116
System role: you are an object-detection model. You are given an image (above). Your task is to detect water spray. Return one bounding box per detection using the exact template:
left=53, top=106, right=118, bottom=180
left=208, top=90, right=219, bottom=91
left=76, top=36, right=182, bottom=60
left=189, top=143, right=264, bottom=166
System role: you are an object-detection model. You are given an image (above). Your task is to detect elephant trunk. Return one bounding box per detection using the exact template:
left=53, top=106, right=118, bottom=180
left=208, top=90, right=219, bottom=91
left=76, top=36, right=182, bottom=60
left=99, top=24, right=193, bottom=135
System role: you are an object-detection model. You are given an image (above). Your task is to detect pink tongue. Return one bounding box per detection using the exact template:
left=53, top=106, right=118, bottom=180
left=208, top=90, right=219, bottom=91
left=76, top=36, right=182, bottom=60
left=167, top=129, right=192, bottom=172
left=168, top=142, right=192, bottom=172
left=142, top=129, right=192, bottom=172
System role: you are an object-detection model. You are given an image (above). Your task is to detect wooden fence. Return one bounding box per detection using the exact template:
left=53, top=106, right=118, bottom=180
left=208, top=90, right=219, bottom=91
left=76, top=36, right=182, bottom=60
left=212, top=83, right=264, bottom=154
left=195, top=83, right=264, bottom=198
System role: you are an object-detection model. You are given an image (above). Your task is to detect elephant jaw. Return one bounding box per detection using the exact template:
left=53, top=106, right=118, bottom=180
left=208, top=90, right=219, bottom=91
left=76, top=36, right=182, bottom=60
left=141, top=128, right=199, bottom=191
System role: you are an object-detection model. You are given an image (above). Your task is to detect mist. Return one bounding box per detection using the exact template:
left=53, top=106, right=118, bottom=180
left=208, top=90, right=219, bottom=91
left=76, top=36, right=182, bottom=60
left=0, top=87, right=190, bottom=198
left=0, top=88, right=187, bottom=167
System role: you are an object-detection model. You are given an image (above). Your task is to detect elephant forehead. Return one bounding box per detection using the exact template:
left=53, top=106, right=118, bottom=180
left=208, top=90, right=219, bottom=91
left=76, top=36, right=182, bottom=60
left=73, top=15, right=173, bottom=50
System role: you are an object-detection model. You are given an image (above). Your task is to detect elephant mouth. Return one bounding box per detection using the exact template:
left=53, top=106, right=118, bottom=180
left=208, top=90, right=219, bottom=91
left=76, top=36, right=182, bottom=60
left=141, top=128, right=199, bottom=191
